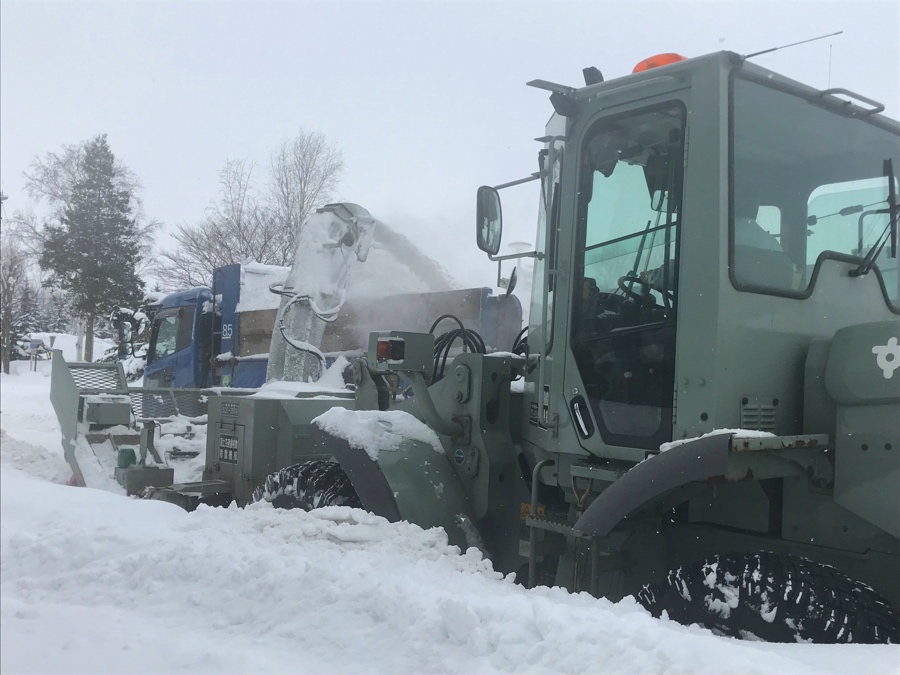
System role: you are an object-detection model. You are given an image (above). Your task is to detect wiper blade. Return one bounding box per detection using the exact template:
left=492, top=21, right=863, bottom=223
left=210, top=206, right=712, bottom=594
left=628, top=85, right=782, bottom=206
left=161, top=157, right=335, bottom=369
left=806, top=200, right=883, bottom=226
left=851, top=159, right=898, bottom=277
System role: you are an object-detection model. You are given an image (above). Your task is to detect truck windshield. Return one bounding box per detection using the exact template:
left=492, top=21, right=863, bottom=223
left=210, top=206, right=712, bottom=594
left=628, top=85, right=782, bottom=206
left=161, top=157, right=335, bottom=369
left=731, top=76, right=900, bottom=307
left=147, top=306, right=195, bottom=364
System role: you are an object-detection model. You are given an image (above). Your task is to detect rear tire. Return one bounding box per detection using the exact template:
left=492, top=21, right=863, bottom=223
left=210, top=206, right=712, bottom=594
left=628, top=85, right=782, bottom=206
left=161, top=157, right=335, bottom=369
left=637, top=552, right=899, bottom=644
left=250, top=460, right=362, bottom=511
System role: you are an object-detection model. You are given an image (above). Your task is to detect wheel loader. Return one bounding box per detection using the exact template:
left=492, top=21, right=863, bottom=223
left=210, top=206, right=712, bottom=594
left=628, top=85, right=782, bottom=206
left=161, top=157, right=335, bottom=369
left=54, top=50, right=899, bottom=643
left=243, top=50, right=899, bottom=643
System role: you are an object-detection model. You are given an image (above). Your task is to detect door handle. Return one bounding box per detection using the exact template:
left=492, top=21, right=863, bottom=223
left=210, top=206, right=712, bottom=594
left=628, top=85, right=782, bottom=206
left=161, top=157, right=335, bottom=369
left=570, top=395, right=594, bottom=439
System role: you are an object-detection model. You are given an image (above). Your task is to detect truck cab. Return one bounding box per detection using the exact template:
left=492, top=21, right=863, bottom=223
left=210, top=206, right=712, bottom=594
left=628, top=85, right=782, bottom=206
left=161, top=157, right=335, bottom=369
left=143, top=263, right=244, bottom=389
left=143, top=286, right=216, bottom=389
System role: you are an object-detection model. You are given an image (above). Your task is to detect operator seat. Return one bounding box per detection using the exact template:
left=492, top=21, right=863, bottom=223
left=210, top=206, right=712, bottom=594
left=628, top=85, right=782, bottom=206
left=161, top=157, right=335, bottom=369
left=732, top=190, right=794, bottom=290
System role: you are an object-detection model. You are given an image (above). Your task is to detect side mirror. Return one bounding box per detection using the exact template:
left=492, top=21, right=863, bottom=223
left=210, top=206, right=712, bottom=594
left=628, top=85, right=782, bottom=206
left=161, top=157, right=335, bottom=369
left=505, top=265, right=518, bottom=297
left=651, top=189, right=668, bottom=212
left=118, top=321, right=134, bottom=359
left=119, top=320, right=133, bottom=343
left=476, top=186, right=503, bottom=256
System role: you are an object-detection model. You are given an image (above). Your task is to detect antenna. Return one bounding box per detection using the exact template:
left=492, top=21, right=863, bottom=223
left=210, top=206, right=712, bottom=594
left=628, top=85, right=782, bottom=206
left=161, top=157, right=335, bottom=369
left=828, top=44, right=833, bottom=88
left=745, top=31, right=843, bottom=59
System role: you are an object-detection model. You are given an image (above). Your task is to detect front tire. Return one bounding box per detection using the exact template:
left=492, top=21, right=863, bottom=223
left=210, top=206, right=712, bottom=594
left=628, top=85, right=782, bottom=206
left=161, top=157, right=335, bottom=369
left=250, top=460, right=362, bottom=511
left=637, top=552, right=899, bottom=644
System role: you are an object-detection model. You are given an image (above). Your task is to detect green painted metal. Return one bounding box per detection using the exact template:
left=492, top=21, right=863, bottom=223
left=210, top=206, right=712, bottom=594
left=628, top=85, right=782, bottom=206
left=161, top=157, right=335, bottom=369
left=49, top=349, right=220, bottom=492
left=323, top=51, right=900, bottom=604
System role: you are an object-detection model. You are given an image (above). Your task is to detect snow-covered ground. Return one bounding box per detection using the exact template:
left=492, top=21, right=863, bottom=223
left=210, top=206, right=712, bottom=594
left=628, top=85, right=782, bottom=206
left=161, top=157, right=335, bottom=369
left=2, top=352, right=899, bottom=674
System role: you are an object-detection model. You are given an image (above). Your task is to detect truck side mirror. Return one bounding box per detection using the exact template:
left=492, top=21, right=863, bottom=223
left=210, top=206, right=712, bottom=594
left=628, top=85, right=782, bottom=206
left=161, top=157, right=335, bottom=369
left=476, top=186, right=503, bottom=256
left=118, top=320, right=133, bottom=359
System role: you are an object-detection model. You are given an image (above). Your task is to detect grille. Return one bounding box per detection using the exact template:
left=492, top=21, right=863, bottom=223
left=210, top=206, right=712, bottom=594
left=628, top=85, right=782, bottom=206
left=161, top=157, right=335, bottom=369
left=740, top=396, right=777, bottom=432
left=69, top=365, right=126, bottom=391
left=130, top=389, right=211, bottom=420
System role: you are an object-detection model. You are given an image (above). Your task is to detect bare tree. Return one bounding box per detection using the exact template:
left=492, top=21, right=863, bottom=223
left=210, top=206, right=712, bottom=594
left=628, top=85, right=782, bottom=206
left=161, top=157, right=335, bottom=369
left=265, top=130, right=344, bottom=265
left=0, top=233, right=28, bottom=374
left=154, top=131, right=344, bottom=289
left=153, top=158, right=272, bottom=289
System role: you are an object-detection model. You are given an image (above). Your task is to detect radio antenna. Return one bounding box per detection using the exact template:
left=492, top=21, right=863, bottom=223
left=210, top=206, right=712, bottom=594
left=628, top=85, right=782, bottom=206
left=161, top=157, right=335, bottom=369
left=828, top=44, right=834, bottom=88
left=745, top=31, right=843, bottom=59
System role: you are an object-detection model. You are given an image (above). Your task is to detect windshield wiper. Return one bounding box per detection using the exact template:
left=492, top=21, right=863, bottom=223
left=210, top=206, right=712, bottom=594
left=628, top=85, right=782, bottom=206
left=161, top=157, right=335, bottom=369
left=851, top=158, right=898, bottom=277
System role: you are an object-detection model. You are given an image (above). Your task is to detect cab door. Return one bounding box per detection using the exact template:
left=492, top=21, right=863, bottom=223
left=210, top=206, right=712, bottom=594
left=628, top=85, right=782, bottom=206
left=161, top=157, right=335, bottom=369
left=566, top=100, right=687, bottom=453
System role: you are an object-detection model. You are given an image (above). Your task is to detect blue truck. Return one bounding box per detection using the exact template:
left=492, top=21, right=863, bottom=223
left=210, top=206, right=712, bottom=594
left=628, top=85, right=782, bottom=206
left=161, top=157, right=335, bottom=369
left=142, top=262, right=522, bottom=389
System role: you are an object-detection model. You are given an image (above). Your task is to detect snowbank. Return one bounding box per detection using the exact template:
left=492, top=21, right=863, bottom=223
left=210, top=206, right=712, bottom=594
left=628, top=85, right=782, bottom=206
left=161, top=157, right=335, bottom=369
left=1, top=352, right=898, bottom=674
left=23, top=332, right=115, bottom=362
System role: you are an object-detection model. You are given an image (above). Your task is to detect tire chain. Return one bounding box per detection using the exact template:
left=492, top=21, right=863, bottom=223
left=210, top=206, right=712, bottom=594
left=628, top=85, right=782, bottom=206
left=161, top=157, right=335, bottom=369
left=251, top=460, right=362, bottom=511
left=637, top=551, right=899, bottom=644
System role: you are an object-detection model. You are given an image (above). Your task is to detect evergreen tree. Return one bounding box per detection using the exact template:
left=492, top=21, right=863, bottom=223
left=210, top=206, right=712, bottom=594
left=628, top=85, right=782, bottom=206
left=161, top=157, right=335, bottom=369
left=34, top=288, right=70, bottom=333
left=0, top=236, right=27, bottom=373
left=15, top=281, right=38, bottom=337
left=39, top=135, right=144, bottom=361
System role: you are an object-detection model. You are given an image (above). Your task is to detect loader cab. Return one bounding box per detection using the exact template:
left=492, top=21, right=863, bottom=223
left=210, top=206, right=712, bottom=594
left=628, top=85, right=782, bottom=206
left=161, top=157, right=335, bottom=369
left=481, top=51, right=899, bottom=464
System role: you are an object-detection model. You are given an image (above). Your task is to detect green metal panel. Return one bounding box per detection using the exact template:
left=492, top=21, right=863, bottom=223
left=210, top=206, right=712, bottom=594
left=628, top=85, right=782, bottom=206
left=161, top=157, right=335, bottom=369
left=825, top=321, right=900, bottom=405
left=205, top=391, right=355, bottom=504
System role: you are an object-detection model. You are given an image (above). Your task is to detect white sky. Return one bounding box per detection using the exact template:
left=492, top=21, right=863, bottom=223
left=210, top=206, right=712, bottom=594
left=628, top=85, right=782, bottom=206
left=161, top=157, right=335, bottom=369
left=2, top=1, right=898, bottom=290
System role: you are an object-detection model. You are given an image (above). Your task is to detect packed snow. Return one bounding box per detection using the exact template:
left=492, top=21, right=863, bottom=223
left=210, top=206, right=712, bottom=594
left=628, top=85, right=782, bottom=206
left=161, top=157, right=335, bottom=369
left=659, top=428, right=776, bottom=453
left=316, top=408, right=445, bottom=461
left=2, top=351, right=899, bottom=674
left=234, top=262, right=288, bottom=314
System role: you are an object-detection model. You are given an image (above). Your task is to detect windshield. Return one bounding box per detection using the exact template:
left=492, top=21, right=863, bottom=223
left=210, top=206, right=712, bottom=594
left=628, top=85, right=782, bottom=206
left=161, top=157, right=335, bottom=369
left=731, top=76, right=899, bottom=307
left=147, top=306, right=195, bottom=363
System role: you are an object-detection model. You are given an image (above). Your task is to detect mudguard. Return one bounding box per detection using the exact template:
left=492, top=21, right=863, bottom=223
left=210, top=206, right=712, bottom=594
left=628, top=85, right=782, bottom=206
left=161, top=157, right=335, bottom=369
left=574, top=433, right=731, bottom=538
left=826, top=321, right=900, bottom=539
left=309, top=412, right=476, bottom=550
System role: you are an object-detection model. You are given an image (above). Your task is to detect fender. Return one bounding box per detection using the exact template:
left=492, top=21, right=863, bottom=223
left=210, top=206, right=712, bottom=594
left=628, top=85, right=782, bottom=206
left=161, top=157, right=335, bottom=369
left=574, top=433, right=731, bottom=538
left=309, top=416, right=476, bottom=550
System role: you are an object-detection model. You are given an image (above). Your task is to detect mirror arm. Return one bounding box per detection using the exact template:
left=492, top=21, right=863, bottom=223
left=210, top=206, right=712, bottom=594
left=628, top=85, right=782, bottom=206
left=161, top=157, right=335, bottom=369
left=492, top=251, right=544, bottom=290
left=489, top=250, right=544, bottom=262
left=493, top=173, right=542, bottom=191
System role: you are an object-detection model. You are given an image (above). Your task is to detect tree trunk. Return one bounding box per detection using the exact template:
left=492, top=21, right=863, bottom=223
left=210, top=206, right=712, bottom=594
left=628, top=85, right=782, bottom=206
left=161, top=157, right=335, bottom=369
left=74, top=319, right=84, bottom=361
left=84, top=315, right=95, bottom=363
left=1, top=302, right=12, bottom=374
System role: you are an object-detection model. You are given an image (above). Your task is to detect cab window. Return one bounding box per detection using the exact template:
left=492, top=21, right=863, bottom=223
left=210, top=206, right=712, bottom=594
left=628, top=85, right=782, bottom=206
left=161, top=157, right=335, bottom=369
left=148, top=306, right=195, bottom=364
left=731, top=76, right=899, bottom=305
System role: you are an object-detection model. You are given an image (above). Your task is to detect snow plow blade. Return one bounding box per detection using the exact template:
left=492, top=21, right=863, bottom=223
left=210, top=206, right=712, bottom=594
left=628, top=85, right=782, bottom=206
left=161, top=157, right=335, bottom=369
left=574, top=433, right=731, bottom=538
left=309, top=411, right=476, bottom=550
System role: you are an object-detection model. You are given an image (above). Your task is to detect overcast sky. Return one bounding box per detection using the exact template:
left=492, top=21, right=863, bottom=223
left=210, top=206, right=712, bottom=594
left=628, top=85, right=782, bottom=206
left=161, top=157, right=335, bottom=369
left=2, top=1, right=898, bottom=290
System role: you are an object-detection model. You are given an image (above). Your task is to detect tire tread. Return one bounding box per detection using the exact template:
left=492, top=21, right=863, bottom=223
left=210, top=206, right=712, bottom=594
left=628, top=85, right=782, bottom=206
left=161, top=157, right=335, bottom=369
left=637, top=552, right=899, bottom=644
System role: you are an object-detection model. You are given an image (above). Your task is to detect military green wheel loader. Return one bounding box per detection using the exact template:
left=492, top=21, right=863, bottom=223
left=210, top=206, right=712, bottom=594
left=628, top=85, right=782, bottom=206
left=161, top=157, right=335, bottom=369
left=224, top=50, right=900, bottom=643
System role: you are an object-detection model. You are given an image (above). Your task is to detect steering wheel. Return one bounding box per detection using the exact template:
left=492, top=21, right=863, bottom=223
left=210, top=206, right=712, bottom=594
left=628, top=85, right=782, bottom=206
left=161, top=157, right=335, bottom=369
left=617, top=272, right=675, bottom=306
